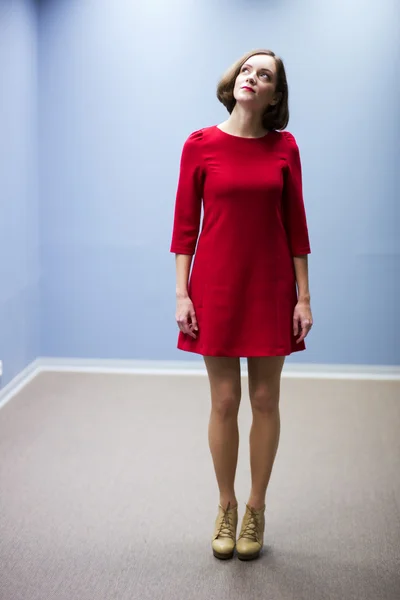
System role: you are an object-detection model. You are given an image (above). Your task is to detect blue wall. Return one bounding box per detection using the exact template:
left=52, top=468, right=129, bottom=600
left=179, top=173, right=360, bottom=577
left=38, top=0, right=400, bottom=365
left=1, top=0, right=399, bottom=387
left=0, top=0, right=40, bottom=386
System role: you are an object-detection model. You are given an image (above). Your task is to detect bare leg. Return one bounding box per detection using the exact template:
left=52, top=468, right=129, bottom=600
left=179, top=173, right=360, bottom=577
left=246, top=356, right=285, bottom=510
left=204, top=356, right=241, bottom=509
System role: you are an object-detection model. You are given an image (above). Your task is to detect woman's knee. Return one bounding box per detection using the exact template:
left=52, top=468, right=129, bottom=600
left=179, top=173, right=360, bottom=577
left=204, top=356, right=241, bottom=418
left=211, top=381, right=241, bottom=418
left=250, top=384, right=280, bottom=414
left=247, top=356, right=284, bottom=414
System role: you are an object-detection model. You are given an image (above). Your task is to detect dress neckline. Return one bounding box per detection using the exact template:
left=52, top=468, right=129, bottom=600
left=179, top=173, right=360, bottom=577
left=214, top=124, right=271, bottom=140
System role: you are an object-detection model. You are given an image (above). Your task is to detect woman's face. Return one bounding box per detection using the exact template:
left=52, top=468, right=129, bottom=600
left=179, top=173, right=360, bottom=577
left=233, top=54, right=279, bottom=111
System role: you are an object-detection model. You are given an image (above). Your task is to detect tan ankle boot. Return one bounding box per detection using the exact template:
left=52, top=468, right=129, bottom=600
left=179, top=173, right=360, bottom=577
left=236, top=504, right=265, bottom=561
left=212, top=502, right=238, bottom=560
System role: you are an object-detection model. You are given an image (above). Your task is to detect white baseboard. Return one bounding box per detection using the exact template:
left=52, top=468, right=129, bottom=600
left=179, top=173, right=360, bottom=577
left=0, top=359, right=41, bottom=411
left=1, top=357, right=399, bottom=411
left=35, top=357, right=209, bottom=376
left=34, top=357, right=400, bottom=380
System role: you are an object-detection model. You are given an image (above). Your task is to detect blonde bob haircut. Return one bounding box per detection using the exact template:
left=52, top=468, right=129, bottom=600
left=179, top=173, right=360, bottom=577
left=216, top=49, right=289, bottom=131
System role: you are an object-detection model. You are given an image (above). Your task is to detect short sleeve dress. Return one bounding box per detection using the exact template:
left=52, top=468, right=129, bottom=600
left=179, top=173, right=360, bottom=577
left=170, top=125, right=311, bottom=357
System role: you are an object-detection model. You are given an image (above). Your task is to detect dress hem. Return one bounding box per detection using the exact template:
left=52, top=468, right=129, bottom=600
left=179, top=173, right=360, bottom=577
left=176, top=342, right=306, bottom=357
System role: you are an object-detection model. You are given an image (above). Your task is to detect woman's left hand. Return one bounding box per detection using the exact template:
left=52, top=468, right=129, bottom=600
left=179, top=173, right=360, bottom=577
left=293, top=301, right=313, bottom=344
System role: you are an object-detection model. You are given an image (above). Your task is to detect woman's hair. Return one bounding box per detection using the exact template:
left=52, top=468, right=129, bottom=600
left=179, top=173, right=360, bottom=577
left=216, top=49, right=289, bottom=131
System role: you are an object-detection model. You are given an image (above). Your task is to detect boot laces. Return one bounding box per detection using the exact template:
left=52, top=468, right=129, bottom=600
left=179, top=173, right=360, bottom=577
left=239, top=505, right=262, bottom=542
left=216, top=502, right=235, bottom=540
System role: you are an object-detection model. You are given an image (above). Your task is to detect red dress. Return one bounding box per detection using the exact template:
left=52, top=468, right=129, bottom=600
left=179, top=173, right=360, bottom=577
left=170, top=125, right=311, bottom=357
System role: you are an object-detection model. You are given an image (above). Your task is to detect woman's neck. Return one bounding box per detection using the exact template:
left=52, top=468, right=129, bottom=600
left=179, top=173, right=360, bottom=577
left=221, top=107, right=267, bottom=138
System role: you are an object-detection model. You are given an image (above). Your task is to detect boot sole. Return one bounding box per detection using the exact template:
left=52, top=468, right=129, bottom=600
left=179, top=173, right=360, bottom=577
left=213, top=549, right=235, bottom=560
left=237, top=550, right=261, bottom=561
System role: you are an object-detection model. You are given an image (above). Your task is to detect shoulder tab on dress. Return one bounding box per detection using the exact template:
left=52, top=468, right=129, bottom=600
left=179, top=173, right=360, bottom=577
left=281, top=130, right=298, bottom=148
left=186, top=129, right=204, bottom=144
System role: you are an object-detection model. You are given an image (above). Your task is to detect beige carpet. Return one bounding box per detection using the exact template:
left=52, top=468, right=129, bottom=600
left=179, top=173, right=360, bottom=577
left=0, top=371, right=399, bottom=600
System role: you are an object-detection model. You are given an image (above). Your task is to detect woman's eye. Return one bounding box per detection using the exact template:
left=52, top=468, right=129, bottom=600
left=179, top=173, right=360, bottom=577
left=242, top=67, right=269, bottom=79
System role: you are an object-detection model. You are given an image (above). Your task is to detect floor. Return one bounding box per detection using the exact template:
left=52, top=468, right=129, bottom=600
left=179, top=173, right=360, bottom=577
left=0, top=371, right=399, bottom=600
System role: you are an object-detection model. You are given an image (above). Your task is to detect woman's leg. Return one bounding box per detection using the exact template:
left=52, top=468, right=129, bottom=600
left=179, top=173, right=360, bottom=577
left=203, top=356, right=241, bottom=509
left=246, top=355, right=285, bottom=510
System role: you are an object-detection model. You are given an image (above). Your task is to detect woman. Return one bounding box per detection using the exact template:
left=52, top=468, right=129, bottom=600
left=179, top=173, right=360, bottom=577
left=170, top=48, right=313, bottom=561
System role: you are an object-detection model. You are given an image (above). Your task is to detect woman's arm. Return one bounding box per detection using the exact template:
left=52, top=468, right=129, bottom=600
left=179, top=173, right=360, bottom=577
left=293, top=254, right=313, bottom=343
left=170, top=130, right=204, bottom=256
left=282, top=133, right=312, bottom=341
left=175, top=253, right=193, bottom=298
left=175, top=253, right=198, bottom=339
left=293, top=255, right=310, bottom=303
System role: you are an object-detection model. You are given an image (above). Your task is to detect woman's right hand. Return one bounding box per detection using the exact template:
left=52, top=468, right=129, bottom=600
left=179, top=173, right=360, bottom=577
left=176, top=294, right=198, bottom=339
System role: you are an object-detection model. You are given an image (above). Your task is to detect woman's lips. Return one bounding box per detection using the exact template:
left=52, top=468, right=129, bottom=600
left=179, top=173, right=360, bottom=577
left=242, top=86, right=255, bottom=93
